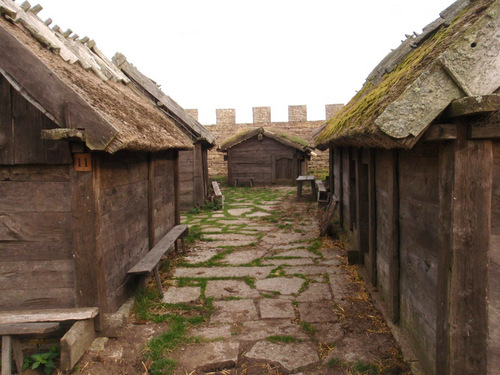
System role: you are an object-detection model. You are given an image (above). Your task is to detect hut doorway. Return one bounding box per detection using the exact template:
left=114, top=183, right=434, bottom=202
left=275, top=156, right=293, bottom=180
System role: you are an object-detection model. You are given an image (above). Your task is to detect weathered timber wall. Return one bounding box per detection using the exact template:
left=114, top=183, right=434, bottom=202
left=205, top=120, right=331, bottom=177
left=227, top=136, right=300, bottom=185
left=97, top=152, right=149, bottom=312
left=488, top=142, right=500, bottom=374
left=179, top=149, right=195, bottom=210
left=0, top=165, right=74, bottom=310
left=0, top=75, right=71, bottom=165
left=398, top=143, right=440, bottom=375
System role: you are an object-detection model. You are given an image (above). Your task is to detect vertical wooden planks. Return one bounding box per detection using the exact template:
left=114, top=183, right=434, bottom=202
left=368, top=149, right=377, bottom=286
left=355, top=149, right=369, bottom=263
left=334, top=147, right=343, bottom=227
left=436, top=141, right=454, bottom=375
left=448, top=128, right=491, bottom=375
left=193, top=143, right=204, bottom=208
left=0, top=74, right=13, bottom=164
left=174, top=150, right=180, bottom=225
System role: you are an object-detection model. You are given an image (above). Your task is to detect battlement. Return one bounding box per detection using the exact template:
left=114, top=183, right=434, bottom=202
left=197, top=104, right=343, bottom=125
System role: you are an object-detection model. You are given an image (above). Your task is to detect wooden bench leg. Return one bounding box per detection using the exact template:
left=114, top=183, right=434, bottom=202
left=181, top=236, right=186, bottom=255
left=12, top=338, right=23, bottom=375
left=2, top=335, right=12, bottom=375
left=311, top=181, right=317, bottom=200
left=297, top=181, right=303, bottom=197
left=153, top=266, right=163, bottom=295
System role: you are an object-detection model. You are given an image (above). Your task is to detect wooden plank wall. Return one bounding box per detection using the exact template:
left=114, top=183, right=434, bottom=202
left=0, top=165, right=74, bottom=310
left=227, top=137, right=295, bottom=185
left=341, top=148, right=355, bottom=231
left=151, top=151, right=177, bottom=244
left=97, top=152, right=149, bottom=312
left=0, top=74, right=71, bottom=165
left=398, top=143, right=440, bottom=374
left=179, top=149, right=195, bottom=210
left=488, top=143, right=500, bottom=374
left=374, top=149, right=399, bottom=322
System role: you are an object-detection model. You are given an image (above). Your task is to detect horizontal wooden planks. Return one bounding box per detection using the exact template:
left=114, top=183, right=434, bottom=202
left=0, top=307, right=98, bottom=324
left=0, top=288, right=75, bottom=311
left=0, top=322, right=60, bottom=335
left=0, top=181, right=70, bottom=212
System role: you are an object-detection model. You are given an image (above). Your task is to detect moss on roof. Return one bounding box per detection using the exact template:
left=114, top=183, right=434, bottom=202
left=315, top=0, right=492, bottom=149
left=218, top=127, right=312, bottom=152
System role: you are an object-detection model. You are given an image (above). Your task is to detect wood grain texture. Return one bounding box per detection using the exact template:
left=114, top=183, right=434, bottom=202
left=60, top=319, right=96, bottom=371
left=449, top=128, right=492, bottom=375
left=0, top=322, right=59, bottom=335
left=0, top=74, right=13, bottom=165
left=0, top=307, right=98, bottom=324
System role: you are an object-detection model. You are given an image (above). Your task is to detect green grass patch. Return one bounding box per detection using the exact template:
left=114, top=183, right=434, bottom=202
left=351, top=361, right=380, bottom=374
left=300, top=321, right=317, bottom=335
left=185, top=226, right=203, bottom=244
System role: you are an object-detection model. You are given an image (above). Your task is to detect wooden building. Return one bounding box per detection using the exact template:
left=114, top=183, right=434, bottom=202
left=219, top=127, right=312, bottom=186
left=0, top=1, right=192, bottom=314
left=315, top=1, right=500, bottom=374
left=112, top=54, right=215, bottom=211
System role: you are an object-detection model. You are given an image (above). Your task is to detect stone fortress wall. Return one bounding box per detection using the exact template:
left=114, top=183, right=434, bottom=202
left=187, top=104, right=343, bottom=177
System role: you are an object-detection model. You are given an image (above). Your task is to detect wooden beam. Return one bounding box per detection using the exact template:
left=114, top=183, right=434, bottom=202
left=41, top=128, right=85, bottom=141
left=0, top=23, right=118, bottom=151
left=443, top=95, right=500, bottom=119
left=0, top=322, right=60, bottom=335
left=0, top=307, right=98, bottom=324
left=60, top=319, right=96, bottom=372
left=368, top=149, right=377, bottom=286
left=470, top=123, right=500, bottom=140
left=422, top=124, right=458, bottom=141
left=2, top=336, right=12, bottom=375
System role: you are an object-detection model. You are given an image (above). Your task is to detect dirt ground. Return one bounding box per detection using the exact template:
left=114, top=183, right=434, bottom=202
left=17, top=186, right=411, bottom=375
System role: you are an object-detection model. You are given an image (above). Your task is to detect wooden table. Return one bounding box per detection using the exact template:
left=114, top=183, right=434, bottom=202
left=296, top=175, right=316, bottom=198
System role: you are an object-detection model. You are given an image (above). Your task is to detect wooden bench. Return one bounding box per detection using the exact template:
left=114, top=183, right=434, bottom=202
left=128, top=224, right=189, bottom=294
left=296, top=175, right=316, bottom=198
left=316, top=180, right=328, bottom=205
left=0, top=307, right=99, bottom=375
left=212, top=181, right=225, bottom=209
left=234, top=176, right=254, bottom=187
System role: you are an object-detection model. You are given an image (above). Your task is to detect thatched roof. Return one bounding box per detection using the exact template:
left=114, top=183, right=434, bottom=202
left=218, top=127, right=313, bottom=154
left=0, top=0, right=193, bottom=153
left=315, top=0, right=500, bottom=150
left=112, top=53, right=215, bottom=147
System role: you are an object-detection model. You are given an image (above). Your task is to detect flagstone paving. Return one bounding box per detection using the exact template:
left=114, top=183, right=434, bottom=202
left=79, top=186, right=411, bottom=375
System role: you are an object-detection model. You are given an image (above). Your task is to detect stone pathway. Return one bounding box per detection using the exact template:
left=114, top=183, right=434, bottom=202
left=76, top=186, right=410, bottom=375
left=165, top=187, right=409, bottom=374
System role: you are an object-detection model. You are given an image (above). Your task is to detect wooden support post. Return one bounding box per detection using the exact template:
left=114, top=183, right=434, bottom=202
left=335, top=147, right=343, bottom=229
left=388, top=150, right=400, bottom=323
left=60, top=319, right=96, bottom=372
left=448, top=127, right=491, bottom=374
left=1, top=336, right=12, bottom=375
left=153, top=266, right=163, bottom=295
left=368, top=149, right=377, bottom=286
left=11, top=339, right=22, bottom=374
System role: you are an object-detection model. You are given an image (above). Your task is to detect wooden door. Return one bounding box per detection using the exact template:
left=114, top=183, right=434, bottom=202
left=276, top=157, right=293, bottom=180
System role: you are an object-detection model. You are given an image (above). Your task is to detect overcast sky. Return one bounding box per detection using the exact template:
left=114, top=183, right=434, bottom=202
left=36, top=0, right=454, bottom=124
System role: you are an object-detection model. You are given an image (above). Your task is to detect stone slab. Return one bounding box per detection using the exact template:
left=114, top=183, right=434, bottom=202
left=183, top=249, right=219, bottom=264
left=277, top=249, right=320, bottom=258
left=244, top=341, right=320, bottom=373
left=189, top=325, right=233, bottom=340
left=222, top=250, right=267, bottom=265
left=256, top=277, right=304, bottom=295
left=174, top=266, right=273, bottom=279
left=247, top=211, right=270, bottom=217
left=204, top=233, right=258, bottom=242
left=205, top=280, right=260, bottom=299
left=262, top=258, right=315, bottom=266
left=227, top=208, right=253, bottom=216
left=259, top=298, right=295, bottom=319
left=210, top=300, right=259, bottom=323
left=297, top=283, right=332, bottom=302
left=312, top=323, right=345, bottom=345
left=162, top=286, right=201, bottom=304
left=284, top=265, right=333, bottom=275
left=172, top=341, right=239, bottom=373
left=298, top=302, right=338, bottom=323
left=218, top=219, right=250, bottom=225
left=236, top=320, right=308, bottom=341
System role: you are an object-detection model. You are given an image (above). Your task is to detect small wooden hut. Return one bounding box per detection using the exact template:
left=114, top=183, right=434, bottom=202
left=112, top=54, right=215, bottom=211
left=0, top=1, right=192, bottom=314
left=315, top=1, right=499, bottom=374
left=219, top=127, right=312, bottom=185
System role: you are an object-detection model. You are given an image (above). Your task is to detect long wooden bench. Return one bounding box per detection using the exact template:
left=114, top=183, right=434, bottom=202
left=0, top=307, right=99, bottom=375
left=128, top=224, right=189, bottom=294
left=296, top=175, right=316, bottom=198
left=234, top=176, right=254, bottom=187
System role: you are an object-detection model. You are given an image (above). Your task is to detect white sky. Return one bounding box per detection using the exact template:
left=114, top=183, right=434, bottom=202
left=35, top=0, right=455, bottom=124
